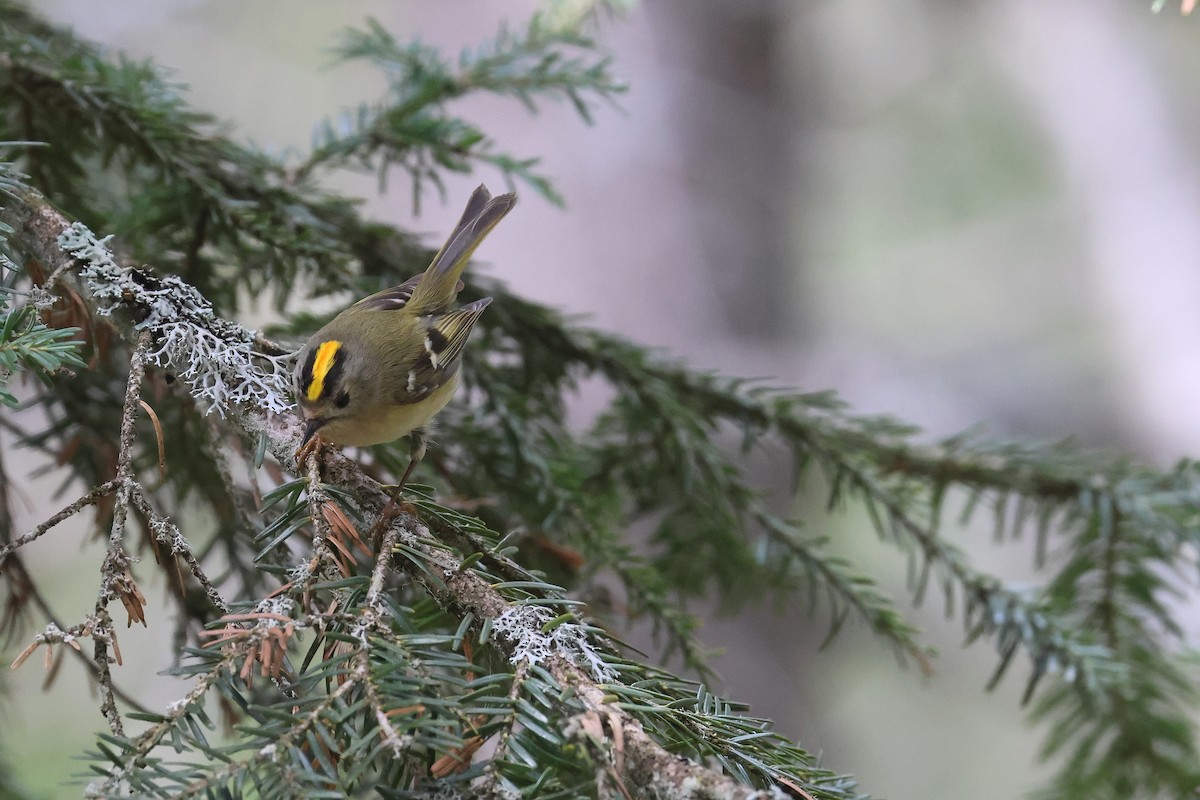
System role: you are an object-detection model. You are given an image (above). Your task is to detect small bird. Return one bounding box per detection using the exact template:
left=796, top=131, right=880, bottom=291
left=294, top=185, right=515, bottom=487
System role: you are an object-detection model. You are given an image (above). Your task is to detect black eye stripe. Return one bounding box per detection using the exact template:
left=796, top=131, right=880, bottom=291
left=321, top=350, right=347, bottom=399
left=300, top=346, right=318, bottom=390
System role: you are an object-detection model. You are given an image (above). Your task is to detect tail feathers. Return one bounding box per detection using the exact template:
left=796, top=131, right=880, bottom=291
left=452, top=184, right=494, bottom=235
left=407, top=186, right=515, bottom=315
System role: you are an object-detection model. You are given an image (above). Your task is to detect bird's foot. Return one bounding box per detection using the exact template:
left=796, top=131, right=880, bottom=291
left=295, top=433, right=325, bottom=467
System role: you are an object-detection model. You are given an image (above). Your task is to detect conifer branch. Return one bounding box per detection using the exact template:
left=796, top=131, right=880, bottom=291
left=298, top=15, right=625, bottom=206
left=3, top=188, right=864, bottom=800
left=4, top=5, right=1200, bottom=795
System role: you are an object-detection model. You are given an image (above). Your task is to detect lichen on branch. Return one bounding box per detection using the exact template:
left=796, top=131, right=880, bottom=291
left=59, top=221, right=293, bottom=416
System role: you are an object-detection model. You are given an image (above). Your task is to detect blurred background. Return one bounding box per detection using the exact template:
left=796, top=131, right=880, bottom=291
left=8, top=1, right=1200, bottom=797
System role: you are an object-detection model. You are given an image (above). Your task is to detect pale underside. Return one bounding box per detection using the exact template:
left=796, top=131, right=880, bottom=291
left=315, top=372, right=461, bottom=447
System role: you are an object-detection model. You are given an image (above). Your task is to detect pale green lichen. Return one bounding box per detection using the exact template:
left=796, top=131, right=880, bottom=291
left=491, top=604, right=618, bottom=682
left=59, top=222, right=294, bottom=416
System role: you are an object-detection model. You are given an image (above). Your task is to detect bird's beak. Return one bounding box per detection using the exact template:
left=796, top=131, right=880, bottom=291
left=301, top=417, right=328, bottom=448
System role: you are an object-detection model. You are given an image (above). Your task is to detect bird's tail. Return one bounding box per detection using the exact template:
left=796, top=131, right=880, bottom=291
left=406, top=185, right=516, bottom=315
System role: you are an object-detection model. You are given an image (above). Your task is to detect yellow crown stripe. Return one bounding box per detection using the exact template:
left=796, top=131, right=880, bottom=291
left=307, top=340, right=342, bottom=401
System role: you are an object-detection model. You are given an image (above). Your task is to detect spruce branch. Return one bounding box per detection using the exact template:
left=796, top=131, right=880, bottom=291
left=452, top=304, right=1117, bottom=693
left=300, top=14, right=625, bottom=205
left=4, top=186, right=864, bottom=800
left=0, top=6, right=376, bottom=308
left=0, top=158, right=86, bottom=405
left=454, top=285, right=1200, bottom=791
left=1027, top=481, right=1200, bottom=796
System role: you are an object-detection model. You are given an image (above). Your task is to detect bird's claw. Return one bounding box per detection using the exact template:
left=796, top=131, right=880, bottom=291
left=295, top=433, right=323, bottom=466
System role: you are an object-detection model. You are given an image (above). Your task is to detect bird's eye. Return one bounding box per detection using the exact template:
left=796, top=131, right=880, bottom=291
left=334, top=392, right=350, bottom=409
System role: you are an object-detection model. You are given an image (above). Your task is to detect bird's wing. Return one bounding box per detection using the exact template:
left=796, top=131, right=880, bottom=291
left=392, top=297, right=492, bottom=405
left=352, top=275, right=464, bottom=313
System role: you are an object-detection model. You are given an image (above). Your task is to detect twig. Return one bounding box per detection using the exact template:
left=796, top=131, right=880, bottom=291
left=300, top=456, right=342, bottom=601
left=3, top=550, right=154, bottom=714
left=128, top=650, right=233, bottom=761
left=0, top=479, right=119, bottom=571
left=366, top=516, right=402, bottom=612
left=92, top=329, right=153, bottom=736
left=357, top=648, right=411, bottom=758
left=127, top=485, right=228, bottom=615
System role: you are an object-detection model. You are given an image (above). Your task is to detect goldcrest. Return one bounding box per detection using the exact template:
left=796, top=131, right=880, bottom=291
left=294, top=185, right=515, bottom=484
